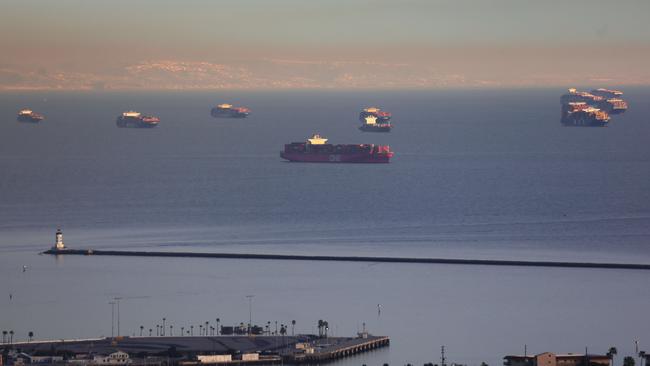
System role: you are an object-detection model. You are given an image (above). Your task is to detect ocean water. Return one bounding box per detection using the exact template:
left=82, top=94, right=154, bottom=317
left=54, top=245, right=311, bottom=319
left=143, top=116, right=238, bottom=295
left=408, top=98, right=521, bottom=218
left=1, top=89, right=649, bottom=366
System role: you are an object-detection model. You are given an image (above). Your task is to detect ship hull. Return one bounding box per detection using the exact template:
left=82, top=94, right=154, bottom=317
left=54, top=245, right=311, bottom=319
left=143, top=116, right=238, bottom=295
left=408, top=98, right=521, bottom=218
left=17, top=115, right=44, bottom=123
left=359, top=124, right=392, bottom=132
left=211, top=109, right=249, bottom=118
left=116, top=117, right=158, bottom=128
left=280, top=151, right=392, bottom=163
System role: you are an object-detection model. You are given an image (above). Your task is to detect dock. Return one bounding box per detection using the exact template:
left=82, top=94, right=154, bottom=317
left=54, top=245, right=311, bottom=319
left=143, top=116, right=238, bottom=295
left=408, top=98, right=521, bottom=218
left=42, top=248, right=650, bottom=271
left=4, top=334, right=389, bottom=365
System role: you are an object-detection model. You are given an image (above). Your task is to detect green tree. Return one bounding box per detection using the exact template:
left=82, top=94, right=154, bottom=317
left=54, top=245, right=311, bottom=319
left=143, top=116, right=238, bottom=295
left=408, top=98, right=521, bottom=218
left=623, top=356, right=635, bottom=366
left=608, top=347, right=618, bottom=366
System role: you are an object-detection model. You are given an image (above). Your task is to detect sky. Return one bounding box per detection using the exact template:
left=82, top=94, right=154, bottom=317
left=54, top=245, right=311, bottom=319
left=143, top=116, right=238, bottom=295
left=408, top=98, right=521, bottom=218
left=1, top=0, right=649, bottom=90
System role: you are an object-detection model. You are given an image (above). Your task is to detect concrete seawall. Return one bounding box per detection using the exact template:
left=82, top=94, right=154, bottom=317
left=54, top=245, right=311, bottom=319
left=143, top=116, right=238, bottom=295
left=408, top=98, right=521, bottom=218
left=42, top=249, right=650, bottom=271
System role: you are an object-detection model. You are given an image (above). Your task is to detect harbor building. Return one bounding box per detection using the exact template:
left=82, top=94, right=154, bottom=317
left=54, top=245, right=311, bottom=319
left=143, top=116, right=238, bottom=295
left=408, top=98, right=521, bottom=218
left=504, top=353, right=611, bottom=366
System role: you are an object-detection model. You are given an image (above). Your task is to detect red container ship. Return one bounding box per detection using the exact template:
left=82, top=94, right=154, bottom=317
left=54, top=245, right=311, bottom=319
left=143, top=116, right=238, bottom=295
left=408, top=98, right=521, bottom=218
left=116, top=111, right=160, bottom=128
left=211, top=104, right=250, bottom=118
left=359, top=115, right=392, bottom=132
left=359, top=107, right=391, bottom=123
left=17, top=109, right=45, bottom=123
left=280, top=134, right=394, bottom=163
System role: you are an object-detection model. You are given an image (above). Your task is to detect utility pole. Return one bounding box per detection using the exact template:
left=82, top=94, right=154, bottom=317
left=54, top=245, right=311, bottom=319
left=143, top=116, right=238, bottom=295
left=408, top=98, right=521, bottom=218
left=114, top=297, right=122, bottom=337
left=246, top=295, right=254, bottom=335
left=109, top=301, right=116, bottom=337
left=441, top=345, right=447, bottom=366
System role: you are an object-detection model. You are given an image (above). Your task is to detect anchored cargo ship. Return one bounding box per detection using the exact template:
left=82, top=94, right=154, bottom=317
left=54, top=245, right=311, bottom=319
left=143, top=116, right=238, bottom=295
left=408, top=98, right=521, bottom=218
left=359, top=115, right=392, bottom=132
left=116, top=111, right=160, bottom=128
left=211, top=104, right=250, bottom=118
left=561, top=102, right=610, bottom=127
left=561, top=88, right=627, bottom=114
left=17, top=109, right=44, bottom=123
left=359, top=107, right=391, bottom=123
left=280, top=134, right=393, bottom=163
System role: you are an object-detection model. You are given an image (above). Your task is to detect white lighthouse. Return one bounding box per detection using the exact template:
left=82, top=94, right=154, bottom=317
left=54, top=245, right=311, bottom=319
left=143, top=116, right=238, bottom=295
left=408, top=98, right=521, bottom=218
left=54, top=228, right=65, bottom=250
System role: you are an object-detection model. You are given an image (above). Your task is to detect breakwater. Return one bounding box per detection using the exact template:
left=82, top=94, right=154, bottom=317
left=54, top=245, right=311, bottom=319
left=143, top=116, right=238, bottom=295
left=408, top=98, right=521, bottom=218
left=42, top=248, right=650, bottom=271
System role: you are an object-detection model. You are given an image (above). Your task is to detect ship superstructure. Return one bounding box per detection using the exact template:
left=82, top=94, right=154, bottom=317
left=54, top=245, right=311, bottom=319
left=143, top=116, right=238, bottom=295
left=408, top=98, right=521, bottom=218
left=280, top=134, right=393, bottom=163
left=359, top=107, right=391, bottom=123
left=211, top=103, right=250, bottom=118
left=116, top=111, right=160, bottom=128
left=17, top=109, right=45, bottom=123
left=359, top=115, right=392, bottom=132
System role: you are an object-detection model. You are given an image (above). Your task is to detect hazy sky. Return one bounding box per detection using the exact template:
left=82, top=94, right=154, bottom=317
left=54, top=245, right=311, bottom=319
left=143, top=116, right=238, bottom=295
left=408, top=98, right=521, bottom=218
left=1, top=0, right=649, bottom=90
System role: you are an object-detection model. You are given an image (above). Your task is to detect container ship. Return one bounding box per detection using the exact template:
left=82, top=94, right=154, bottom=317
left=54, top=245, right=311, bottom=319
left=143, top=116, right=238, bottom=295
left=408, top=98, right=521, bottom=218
left=359, top=115, right=392, bottom=132
left=561, top=88, right=627, bottom=114
left=17, top=109, right=44, bottom=123
left=561, top=102, right=610, bottom=127
left=280, top=134, right=394, bottom=163
left=359, top=107, right=391, bottom=123
left=211, top=104, right=250, bottom=118
left=116, top=111, right=160, bottom=128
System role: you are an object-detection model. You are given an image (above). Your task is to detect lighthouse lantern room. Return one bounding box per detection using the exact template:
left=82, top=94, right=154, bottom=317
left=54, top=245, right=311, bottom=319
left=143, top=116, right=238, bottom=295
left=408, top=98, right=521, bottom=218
left=54, top=229, right=65, bottom=250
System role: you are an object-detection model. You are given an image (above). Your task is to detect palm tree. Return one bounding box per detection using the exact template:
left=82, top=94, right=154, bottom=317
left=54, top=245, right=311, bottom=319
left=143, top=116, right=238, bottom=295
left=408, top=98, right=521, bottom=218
left=162, top=318, right=166, bottom=336
left=216, top=318, right=220, bottom=335
left=170, top=325, right=173, bottom=336
left=181, top=327, right=184, bottom=336
left=28, top=331, right=34, bottom=342
left=140, top=326, right=144, bottom=337
left=2, top=330, right=7, bottom=343
left=9, top=330, right=14, bottom=344
left=190, top=325, right=194, bottom=336
left=199, top=325, right=203, bottom=336
left=639, top=351, right=646, bottom=366
left=156, top=324, right=160, bottom=336
left=291, top=320, right=296, bottom=336
left=607, top=347, right=618, bottom=366
left=149, top=328, right=152, bottom=337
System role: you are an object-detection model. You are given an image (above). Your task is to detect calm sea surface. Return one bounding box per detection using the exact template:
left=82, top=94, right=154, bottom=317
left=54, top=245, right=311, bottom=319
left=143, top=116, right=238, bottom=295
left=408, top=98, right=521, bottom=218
left=1, top=89, right=649, bottom=366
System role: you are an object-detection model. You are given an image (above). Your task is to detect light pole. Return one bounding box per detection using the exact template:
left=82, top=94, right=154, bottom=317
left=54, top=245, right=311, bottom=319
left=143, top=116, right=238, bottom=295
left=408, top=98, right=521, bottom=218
left=246, top=295, right=254, bottom=335
left=109, top=301, right=116, bottom=337
left=113, top=297, right=122, bottom=337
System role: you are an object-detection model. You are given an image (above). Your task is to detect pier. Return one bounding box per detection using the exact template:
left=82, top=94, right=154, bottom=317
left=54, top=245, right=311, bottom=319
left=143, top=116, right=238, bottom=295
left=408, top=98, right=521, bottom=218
left=42, top=248, right=650, bottom=271
left=3, top=334, right=389, bottom=365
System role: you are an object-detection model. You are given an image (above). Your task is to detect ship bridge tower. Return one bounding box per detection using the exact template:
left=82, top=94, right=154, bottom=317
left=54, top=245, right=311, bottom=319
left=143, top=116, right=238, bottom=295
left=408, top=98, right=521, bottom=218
left=54, top=228, right=65, bottom=250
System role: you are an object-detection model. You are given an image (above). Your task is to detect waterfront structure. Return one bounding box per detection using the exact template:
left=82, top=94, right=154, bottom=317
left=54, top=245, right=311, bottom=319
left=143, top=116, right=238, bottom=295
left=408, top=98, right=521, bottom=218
left=504, top=353, right=611, bottom=366
left=53, top=229, right=66, bottom=251
left=1, top=334, right=388, bottom=365
left=92, top=351, right=132, bottom=365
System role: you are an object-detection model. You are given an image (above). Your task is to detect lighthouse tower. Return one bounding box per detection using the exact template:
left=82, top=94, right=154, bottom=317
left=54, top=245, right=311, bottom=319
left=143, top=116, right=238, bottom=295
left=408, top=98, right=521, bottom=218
left=54, top=229, right=65, bottom=250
